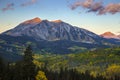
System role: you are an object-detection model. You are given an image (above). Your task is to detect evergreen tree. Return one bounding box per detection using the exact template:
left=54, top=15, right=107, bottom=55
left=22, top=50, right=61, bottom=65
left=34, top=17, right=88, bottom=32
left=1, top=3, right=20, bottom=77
left=22, top=45, right=36, bottom=80
left=0, top=57, right=5, bottom=80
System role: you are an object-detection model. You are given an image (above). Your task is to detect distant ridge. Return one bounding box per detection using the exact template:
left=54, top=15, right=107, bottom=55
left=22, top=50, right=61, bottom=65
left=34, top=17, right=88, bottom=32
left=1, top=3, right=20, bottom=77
left=100, top=32, right=120, bottom=40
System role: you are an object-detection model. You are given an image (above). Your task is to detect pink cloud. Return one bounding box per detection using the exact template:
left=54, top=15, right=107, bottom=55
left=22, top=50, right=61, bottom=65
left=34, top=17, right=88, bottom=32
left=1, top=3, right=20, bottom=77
left=2, top=3, right=14, bottom=12
left=70, top=0, right=120, bottom=15
left=70, top=2, right=81, bottom=10
left=99, top=3, right=120, bottom=15
left=88, top=2, right=103, bottom=12
left=82, top=0, right=93, bottom=8
left=70, top=0, right=93, bottom=10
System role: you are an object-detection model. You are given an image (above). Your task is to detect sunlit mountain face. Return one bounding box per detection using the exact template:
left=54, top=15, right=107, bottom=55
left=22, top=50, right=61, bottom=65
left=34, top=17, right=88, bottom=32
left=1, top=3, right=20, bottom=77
left=100, top=32, right=120, bottom=40
left=22, top=17, right=42, bottom=24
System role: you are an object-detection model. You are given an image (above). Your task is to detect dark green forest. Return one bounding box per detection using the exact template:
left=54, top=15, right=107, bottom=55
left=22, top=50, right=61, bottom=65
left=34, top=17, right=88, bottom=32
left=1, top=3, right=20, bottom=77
left=0, top=46, right=120, bottom=80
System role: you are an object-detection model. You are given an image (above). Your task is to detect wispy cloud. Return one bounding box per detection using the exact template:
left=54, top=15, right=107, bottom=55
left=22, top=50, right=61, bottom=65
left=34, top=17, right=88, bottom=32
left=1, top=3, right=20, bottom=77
left=70, top=0, right=120, bottom=15
left=70, top=0, right=94, bottom=10
left=99, top=3, right=120, bottom=15
left=88, top=2, right=103, bottom=12
left=0, top=0, right=38, bottom=12
left=1, top=3, right=14, bottom=12
left=21, top=0, right=37, bottom=7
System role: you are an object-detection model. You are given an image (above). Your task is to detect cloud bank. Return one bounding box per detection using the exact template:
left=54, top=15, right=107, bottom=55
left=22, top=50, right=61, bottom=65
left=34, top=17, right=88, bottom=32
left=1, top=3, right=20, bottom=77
left=70, top=0, right=120, bottom=15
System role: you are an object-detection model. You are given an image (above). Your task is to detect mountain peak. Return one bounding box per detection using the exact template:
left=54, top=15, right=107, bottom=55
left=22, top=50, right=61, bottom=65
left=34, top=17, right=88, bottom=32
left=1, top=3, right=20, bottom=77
left=33, top=17, right=41, bottom=22
left=23, top=17, right=42, bottom=24
left=51, top=20, right=62, bottom=23
left=100, top=32, right=120, bottom=39
left=101, top=32, right=116, bottom=36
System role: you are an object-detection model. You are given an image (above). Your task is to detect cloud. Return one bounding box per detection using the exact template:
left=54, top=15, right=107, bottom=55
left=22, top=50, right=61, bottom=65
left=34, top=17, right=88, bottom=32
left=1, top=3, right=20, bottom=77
left=1, top=3, right=14, bottom=12
left=21, top=0, right=37, bottom=7
left=82, top=0, right=93, bottom=8
left=70, top=0, right=120, bottom=15
left=70, top=0, right=93, bottom=10
left=99, top=3, right=120, bottom=15
left=70, top=2, right=81, bottom=10
left=0, top=0, right=38, bottom=12
left=88, top=2, right=103, bottom=12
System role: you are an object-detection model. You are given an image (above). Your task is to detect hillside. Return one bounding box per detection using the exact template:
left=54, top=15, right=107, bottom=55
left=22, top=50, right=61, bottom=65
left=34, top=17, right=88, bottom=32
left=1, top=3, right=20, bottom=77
left=0, top=46, right=120, bottom=80
left=33, top=47, right=120, bottom=78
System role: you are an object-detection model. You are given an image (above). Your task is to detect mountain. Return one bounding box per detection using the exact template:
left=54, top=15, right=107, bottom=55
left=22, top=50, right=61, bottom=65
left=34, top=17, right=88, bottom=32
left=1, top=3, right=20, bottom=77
left=100, top=32, right=120, bottom=40
left=0, top=17, right=120, bottom=61
left=3, top=17, right=102, bottom=43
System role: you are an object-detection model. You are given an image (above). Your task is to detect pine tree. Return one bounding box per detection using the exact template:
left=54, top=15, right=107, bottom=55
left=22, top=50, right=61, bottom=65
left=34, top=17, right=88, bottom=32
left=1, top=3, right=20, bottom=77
left=22, top=45, right=36, bottom=80
left=0, top=57, right=5, bottom=80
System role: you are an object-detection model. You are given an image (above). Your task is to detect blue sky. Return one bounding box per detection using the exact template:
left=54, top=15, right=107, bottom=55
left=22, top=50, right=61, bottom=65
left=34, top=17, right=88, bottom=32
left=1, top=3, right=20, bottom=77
left=0, top=0, right=120, bottom=34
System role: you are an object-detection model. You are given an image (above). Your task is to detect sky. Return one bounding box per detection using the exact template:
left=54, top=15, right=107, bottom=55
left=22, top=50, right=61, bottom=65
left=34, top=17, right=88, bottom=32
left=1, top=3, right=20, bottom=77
left=0, top=0, right=120, bottom=35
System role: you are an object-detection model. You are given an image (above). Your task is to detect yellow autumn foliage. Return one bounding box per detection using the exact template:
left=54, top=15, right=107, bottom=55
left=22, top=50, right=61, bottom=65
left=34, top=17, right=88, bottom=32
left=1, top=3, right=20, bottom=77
left=106, top=64, right=120, bottom=79
left=35, top=71, right=48, bottom=80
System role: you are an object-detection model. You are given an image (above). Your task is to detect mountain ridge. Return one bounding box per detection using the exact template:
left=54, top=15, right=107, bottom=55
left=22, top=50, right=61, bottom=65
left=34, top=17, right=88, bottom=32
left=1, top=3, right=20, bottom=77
left=3, top=17, right=102, bottom=43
